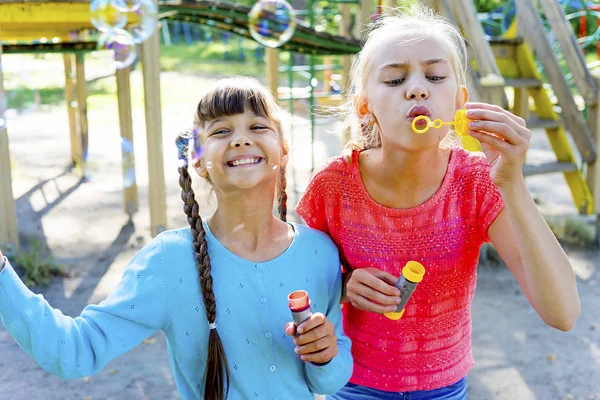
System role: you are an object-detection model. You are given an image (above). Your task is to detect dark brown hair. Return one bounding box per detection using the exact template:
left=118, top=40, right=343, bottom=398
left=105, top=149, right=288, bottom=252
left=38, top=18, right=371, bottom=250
left=176, top=77, right=288, bottom=399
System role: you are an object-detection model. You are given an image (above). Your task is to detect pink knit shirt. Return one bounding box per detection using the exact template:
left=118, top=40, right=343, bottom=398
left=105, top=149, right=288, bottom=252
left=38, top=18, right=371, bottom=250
left=296, top=147, right=504, bottom=392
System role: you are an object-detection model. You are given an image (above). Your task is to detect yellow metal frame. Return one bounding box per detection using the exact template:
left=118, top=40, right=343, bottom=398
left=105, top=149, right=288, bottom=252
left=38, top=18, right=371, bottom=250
left=499, top=21, right=594, bottom=214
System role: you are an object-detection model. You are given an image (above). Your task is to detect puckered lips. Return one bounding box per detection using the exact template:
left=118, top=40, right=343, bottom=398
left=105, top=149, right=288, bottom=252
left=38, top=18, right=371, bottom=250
left=407, top=105, right=431, bottom=122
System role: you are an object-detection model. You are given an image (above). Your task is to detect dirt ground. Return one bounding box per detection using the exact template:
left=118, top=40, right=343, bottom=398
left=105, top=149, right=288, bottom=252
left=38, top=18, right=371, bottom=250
left=0, top=66, right=599, bottom=399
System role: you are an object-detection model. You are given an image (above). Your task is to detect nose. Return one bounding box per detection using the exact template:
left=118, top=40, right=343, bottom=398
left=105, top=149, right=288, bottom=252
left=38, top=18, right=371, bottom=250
left=231, top=134, right=253, bottom=148
left=405, top=80, right=429, bottom=100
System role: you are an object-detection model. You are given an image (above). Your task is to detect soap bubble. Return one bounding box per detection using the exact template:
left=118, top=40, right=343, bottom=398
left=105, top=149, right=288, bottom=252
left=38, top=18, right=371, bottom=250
left=90, top=0, right=128, bottom=32
left=98, top=29, right=138, bottom=70
left=111, top=0, right=142, bottom=12
left=84, top=137, right=136, bottom=192
left=128, top=0, right=158, bottom=43
left=248, top=0, right=296, bottom=48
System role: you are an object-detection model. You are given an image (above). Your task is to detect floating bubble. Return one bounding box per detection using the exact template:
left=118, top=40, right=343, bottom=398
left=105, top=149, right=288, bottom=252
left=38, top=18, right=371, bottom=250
left=84, top=137, right=136, bottom=192
left=128, top=0, right=158, bottom=43
left=98, top=29, right=138, bottom=70
left=111, top=0, right=142, bottom=12
left=90, top=0, right=128, bottom=32
left=248, top=0, right=296, bottom=48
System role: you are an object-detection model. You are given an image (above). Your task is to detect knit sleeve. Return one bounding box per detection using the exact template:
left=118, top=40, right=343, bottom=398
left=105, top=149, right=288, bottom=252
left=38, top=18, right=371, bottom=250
left=296, top=170, right=331, bottom=235
left=0, top=236, right=167, bottom=380
left=476, top=162, right=505, bottom=242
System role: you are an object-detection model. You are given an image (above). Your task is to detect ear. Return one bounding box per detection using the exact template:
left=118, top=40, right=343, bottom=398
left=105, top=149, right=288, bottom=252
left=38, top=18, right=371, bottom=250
left=193, top=159, right=209, bottom=178
left=456, top=85, right=469, bottom=109
left=354, top=94, right=371, bottom=120
left=280, top=153, right=289, bottom=167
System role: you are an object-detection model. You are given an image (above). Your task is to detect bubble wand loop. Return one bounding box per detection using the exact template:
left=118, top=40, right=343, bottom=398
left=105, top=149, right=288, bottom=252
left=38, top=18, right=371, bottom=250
left=411, top=110, right=471, bottom=137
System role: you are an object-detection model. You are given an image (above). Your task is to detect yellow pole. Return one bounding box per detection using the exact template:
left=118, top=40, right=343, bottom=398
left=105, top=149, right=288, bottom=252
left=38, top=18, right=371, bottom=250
left=0, top=38, right=19, bottom=255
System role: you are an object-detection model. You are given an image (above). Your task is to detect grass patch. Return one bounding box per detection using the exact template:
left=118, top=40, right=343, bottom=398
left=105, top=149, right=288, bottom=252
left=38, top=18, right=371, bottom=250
left=13, top=241, right=67, bottom=288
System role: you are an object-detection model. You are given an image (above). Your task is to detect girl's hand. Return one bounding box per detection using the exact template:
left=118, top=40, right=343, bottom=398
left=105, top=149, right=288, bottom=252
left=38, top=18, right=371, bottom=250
left=284, top=313, right=338, bottom=364
left=345, top=268, right=401, bottom=314
left=466, top=102, right=531, bottom=188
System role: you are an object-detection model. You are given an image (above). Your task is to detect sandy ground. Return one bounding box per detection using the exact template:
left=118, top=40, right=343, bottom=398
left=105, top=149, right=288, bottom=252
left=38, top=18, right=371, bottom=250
left=0, top=66, right=599, bottom=399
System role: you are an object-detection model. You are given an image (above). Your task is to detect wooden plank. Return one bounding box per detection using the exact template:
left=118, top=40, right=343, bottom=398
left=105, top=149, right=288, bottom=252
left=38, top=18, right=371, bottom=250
left=538, top=0, right=598, bottom=106
left=265, top=48, right=279, bottom=100
left=514, top=0, right=596, bottom=162
left=75, top=53, right=89, bottom=164
left=63, top=53, right=82, bottom=167
left=504, top=78, right=542, bottom=87
left=522, top=162, right=578, bottom=176
left=116, top=67, right=138, bottom=217
left=141, top=13, right=168, bottom=236
left=449, top=0, right=505, bottom=106
left=513, top=88, right=530, bottom=119
left=586, top=75, right=600, bottom=218
left=525, top=117, right=560, bottom=130
left=0, top=39, right=20, bottom=255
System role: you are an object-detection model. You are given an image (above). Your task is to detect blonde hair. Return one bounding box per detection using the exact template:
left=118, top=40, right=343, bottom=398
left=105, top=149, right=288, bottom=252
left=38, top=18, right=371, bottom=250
left=346, top=5, right=469, bottom=150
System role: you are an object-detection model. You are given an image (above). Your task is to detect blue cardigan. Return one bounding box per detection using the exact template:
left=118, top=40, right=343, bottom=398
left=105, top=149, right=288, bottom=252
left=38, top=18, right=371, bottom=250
left=0, top=222, right=352, bottom=399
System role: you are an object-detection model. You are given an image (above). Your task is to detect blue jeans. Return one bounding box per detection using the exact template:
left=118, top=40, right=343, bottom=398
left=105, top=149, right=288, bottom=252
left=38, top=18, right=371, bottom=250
left=327, top=377, right=467, bottom=400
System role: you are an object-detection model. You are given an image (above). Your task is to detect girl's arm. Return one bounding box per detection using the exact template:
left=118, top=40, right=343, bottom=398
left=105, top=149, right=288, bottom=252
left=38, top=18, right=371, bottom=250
left=488, top=184, right=580, bottom=331
left=467, top=102, right=580, bottom=331
left=0, top=238, right=167, bottom=379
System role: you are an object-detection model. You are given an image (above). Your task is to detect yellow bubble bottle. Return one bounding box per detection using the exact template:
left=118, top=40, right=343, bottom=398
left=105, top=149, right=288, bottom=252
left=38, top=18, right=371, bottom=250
left=384, top=261, right=426, bottom=320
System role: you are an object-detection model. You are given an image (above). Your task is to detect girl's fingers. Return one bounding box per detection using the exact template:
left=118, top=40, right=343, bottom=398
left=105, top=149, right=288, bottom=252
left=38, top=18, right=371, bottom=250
left=295, top=335, right=332, bottom=354
left=466, top=102, right=526, bottom=128
left=348, top=293, right=399, bottom=314
left=469, top=130, right=515, bottom=154
left=295, top=312, right=326, bottom=335
left=468, top=121, right=522, bottom=145
left=465, top=103, right=529, bottom=140
left=300, top=346, right=338, bottom=364
left=351, top=269, right=400, bottom=297
left=349, top=281, right=401, bottom=306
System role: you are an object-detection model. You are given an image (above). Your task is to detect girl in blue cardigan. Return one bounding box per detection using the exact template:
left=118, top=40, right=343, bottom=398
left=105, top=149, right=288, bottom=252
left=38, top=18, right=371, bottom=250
left=0, top=77, right=352, bottom=399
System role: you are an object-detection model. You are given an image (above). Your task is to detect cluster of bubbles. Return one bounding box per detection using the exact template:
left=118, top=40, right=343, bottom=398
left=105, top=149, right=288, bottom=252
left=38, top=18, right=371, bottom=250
left=248, top=0, right=297, bottom=48
left=90, top=0, right=158, bottom=69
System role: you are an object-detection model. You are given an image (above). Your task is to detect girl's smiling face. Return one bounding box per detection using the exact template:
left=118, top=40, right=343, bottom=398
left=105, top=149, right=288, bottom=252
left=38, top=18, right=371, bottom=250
left=357, top=33, right=468, bottom=151
left=195, top=109, right=287, bottom=194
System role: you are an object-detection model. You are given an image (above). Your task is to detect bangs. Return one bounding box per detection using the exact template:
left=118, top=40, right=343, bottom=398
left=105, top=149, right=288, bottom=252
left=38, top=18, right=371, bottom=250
left=196, top=82, right=275, bottom=123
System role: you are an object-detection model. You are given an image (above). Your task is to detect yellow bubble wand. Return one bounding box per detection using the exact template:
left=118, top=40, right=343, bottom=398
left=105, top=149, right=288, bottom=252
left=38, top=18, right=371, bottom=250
left=412, top=110, right=481, bottom=151
left=411, top=110, right=470, bottom=136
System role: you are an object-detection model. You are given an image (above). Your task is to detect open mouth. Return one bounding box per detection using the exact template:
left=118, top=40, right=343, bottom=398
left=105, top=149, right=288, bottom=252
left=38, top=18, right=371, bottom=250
left=226, top=157, right=264, bottom=167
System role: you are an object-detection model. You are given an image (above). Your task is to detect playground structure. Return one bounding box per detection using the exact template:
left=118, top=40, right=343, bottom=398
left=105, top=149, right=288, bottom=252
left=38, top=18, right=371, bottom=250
left=2, top=0, right=600, bottom=257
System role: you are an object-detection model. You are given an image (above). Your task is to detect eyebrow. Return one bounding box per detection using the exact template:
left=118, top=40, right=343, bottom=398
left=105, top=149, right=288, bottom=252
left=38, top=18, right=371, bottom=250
left=381, top=59, right=448, bottom=70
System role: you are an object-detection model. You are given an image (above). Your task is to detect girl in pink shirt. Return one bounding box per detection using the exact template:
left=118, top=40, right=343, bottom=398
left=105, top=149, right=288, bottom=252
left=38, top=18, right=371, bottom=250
left=296, top=6, right=580, bottom=399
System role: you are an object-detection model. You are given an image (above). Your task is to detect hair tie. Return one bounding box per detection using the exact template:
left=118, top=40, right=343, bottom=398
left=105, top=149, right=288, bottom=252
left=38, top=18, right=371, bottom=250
left=208, top=322, right=217, bottom=330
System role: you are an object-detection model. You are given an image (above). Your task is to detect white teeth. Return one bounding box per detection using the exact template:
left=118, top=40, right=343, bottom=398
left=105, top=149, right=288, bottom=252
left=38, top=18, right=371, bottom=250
left=231, top=157, right=261, bottom=166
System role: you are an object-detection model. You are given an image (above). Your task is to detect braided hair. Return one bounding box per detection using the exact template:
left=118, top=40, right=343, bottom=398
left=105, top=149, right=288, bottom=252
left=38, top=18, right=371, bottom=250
left=175, top=77, right=288, bottom=399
